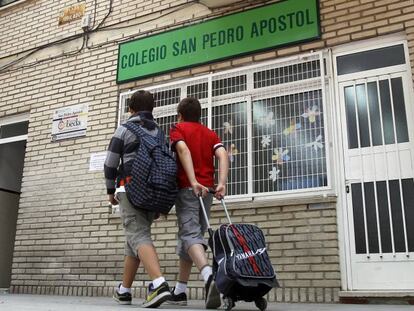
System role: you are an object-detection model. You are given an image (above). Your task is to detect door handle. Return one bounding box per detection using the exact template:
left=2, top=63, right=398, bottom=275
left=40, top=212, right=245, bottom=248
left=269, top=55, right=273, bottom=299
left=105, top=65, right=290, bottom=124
left=345, top=179, right=361, bottom=194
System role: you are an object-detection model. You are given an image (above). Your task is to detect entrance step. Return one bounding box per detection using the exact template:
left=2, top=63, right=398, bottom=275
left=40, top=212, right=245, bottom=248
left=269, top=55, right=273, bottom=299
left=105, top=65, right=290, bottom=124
left=339, top=291, right=414, bottom=305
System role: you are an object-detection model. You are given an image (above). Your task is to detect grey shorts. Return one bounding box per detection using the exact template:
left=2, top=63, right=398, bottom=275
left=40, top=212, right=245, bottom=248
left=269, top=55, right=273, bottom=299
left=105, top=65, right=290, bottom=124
left=175, top=188, right=213, bottom=261
left=117, top=192, right=157, bottom=258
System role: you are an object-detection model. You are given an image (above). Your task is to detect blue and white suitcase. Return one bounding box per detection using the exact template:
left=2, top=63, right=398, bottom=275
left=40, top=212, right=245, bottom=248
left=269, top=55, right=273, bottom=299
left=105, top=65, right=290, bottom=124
left=199, top=195, right=279, bottom=311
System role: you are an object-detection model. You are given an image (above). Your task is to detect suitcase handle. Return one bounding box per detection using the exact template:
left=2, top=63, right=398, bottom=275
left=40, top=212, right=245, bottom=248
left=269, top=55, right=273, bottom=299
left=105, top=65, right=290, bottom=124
left=198, top=189, right=232, bottom=233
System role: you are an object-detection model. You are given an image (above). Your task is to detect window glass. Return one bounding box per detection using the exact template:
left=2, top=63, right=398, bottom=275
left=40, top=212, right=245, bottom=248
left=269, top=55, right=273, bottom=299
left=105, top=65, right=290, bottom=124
left=344, top=86, right=358, bottom=149
left=0, top=121, right=28, bottom=139
left=391, top=78, right=409, bottom=143
left=367, top=82, right=383, bottom=146
left=337, top=44, right=405, bottom=75
left=154, top=88, right=180, bottom=108
left=252, top=90, right=327, bottom=192
left=379, top=80, right=395, bottom=145
left=213, top=102, right=248, bottom=196
left=345, top=78, right=409, bottom=149
left=212, top=75, right=246, bottom=96
left=254, top=60, right=321, bottom=88
left=187, top=83, right=208, bottom=99
left=0, top=141, right=26, bottom=192
left=355, top=84, right=370, bottom=148
left=0, top=0, right=20, bottom=7
left=155, top=115, right=176, bottom=142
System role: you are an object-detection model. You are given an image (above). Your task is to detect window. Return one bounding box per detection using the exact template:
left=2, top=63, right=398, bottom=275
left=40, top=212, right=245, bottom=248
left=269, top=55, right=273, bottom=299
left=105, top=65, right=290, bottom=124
left=337, top=44, right=405, bottom=75
left=0, top=0, right=21, bottom=7
left=0, top=114, right=28, bottom=193
left=119, top=52, right=331, bottom=199
left=252, top=90, right=327, bottom=193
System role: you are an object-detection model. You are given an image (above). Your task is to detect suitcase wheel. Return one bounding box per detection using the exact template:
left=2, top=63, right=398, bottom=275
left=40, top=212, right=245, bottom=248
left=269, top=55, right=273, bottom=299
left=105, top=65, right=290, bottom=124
left=223, top=297, right=235, bottom=311
left=254, top=297, right=267, bottom=311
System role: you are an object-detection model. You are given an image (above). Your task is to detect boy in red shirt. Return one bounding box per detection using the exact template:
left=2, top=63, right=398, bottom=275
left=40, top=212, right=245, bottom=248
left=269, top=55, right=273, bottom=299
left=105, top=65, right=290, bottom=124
left=168, top=97, right=229, bottom=309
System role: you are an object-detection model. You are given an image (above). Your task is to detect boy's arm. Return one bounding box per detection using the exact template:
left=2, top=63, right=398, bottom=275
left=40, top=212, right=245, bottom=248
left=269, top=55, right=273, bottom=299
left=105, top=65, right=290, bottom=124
left=175, top=141, right=209, bottom=197
left=214, top=147, right=229, bottom=199
left=104, top=128, right=124, bottom=205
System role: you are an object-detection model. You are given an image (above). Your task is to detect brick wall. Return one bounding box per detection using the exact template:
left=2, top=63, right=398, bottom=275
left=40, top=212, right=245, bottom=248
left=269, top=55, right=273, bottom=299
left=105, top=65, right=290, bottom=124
left=0, top=0, right=192, bottom=57
left=10, top=201, right=340, bottom=303
left=0, top=0, right=413, bottom=303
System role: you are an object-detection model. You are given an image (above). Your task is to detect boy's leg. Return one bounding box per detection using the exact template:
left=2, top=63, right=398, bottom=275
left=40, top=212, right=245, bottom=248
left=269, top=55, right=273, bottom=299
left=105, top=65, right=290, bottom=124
left=166, top=257, right=191, bottom=305
left=113, top=255, right=137, bottom=305
left=122, top=256, right=140, bottom=288
left=187, top=243, right=219, bottom=309
left=188, top=243, right=208, bottom=271
left=138, top=244, right=172, bottom=308
left=137, top=244, right=162, bottom=279
left=178, top=257, right=193, bottom=282
left=117, top=192, right=171, bottom=308
left=114, top=193, right=141, bottom=305
left=175, top=190, right=220, bottom=309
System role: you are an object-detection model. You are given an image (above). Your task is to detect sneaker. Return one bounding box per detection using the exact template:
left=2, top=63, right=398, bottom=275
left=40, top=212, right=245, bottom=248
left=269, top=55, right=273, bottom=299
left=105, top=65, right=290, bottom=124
left=205, top=275, right=221, bottom=309
left=166, top=287, right=187, bottom=306
left=142, top=282, right=172, bottom=308
left=113, top=284, right=132, bottom=305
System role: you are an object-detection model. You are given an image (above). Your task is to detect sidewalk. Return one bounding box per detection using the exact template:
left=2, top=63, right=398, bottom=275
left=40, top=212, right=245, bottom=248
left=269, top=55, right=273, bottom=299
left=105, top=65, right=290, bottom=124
left=0, top=294, right=412, bottom=311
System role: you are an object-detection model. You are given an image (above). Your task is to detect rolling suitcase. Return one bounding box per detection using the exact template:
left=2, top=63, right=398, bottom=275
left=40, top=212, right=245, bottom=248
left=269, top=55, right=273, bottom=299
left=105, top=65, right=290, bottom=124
left=199, top=194, right=279, bottom=311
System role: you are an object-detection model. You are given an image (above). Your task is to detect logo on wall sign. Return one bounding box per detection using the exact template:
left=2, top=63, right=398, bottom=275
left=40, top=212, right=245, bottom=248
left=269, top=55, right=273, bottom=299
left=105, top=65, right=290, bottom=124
left=58, top=118, right=82, bottom=131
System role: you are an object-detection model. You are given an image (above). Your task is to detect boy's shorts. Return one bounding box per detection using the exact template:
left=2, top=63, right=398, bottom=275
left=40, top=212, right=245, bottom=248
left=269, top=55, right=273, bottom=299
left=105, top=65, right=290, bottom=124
left=117, top=192, right=157, bottom=258
left=175, top=188, right=213, bottom=261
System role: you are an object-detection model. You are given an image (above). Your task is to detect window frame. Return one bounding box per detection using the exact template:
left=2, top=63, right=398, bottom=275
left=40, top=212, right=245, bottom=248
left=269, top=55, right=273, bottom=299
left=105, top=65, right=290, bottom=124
left=0, top=113, right=29, bottom=145
left=119, top=51, right=335, bottom=202
left=0, top=0, right=25, bottom=10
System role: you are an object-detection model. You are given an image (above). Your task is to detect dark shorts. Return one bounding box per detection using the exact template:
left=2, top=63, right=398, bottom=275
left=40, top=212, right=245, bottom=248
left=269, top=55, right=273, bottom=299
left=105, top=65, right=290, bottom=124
left=117, top=192, right=157, bottom=257
left=175, top=188, right=213, bottom=261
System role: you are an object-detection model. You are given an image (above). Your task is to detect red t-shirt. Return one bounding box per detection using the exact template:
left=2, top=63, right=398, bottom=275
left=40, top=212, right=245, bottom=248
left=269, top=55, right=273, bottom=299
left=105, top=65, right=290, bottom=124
left=170, top=122, right=224, bottom=189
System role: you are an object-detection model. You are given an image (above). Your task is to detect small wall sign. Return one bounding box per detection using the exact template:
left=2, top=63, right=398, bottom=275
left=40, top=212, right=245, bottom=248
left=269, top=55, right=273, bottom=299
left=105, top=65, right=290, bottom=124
left=58, top=3, right=86, bottom=26
left=89, top=152, right=107, bottom=171
left=51, top=104, right=88, bottom=141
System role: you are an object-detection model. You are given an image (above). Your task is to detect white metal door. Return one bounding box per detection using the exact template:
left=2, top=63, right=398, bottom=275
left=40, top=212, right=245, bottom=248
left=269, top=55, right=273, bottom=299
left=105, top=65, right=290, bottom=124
left=339, top=71, right=414, bottom=290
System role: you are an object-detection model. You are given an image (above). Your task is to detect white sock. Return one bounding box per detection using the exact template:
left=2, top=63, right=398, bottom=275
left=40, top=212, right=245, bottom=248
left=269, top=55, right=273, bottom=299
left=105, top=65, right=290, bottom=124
left=119, top=284, right=131, bottom=294
left=201, top=266, right=212, bottom=283
left=174, top=282, right=187, bottom=295
left=153, top=276, right=166, bottom=289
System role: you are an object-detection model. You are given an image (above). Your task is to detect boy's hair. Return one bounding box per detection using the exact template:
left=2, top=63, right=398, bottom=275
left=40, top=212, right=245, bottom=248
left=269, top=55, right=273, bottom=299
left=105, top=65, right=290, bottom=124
left=128, top=90, right=154, bottom=112
left=177, top=97, right=201, bottom=122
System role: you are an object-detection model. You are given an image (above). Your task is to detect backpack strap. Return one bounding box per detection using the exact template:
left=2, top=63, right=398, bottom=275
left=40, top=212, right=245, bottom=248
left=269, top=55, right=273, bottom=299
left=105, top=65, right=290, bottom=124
left=123, top=121, right=146, bottom=139
left=123, top=121, right=163, bottom=145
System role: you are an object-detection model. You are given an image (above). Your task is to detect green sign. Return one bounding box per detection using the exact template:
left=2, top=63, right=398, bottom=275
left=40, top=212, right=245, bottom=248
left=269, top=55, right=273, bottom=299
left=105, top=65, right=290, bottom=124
left=117, top=0, right=320, bottom=83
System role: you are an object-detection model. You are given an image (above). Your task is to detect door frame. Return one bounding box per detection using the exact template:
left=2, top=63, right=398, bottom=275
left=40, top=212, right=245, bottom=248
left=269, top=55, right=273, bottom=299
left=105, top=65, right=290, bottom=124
left=331, top=34, right=414, bottom=291
left=0, top=112, right=29, bottom=289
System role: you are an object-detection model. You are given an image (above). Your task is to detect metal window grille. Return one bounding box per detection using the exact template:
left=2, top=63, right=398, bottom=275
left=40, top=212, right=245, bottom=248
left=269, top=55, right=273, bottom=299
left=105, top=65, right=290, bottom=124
left=254, top=60, right=321, bottom=88
left=252, top=90, right=327, bottom=193
left=187, top=82, right=208, bottom=99
left=154, top=88, right=181, bottom=108
left=119, top=52, right=330, bottom=199
left=212, top=101, right=249, bottom=196
left=212, top=75, right=247, bottom=96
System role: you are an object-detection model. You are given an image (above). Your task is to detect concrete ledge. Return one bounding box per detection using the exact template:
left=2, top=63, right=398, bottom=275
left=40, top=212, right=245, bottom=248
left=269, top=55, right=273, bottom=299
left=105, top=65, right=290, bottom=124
left=339, top=291, right=414, bottom=305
